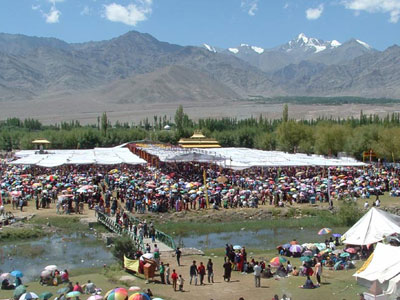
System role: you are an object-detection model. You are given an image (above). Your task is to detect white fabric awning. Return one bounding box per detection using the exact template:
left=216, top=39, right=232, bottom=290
left=10, top=148, right=146, bottom=167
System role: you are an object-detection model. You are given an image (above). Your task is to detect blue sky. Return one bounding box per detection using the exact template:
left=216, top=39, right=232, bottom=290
left=0, top=0, right=399, bottom=50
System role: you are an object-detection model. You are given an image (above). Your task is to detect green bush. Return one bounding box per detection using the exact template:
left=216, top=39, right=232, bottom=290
left=337, top=201, right=363, bottom=226
left=111, top=235, right=138, bottom=264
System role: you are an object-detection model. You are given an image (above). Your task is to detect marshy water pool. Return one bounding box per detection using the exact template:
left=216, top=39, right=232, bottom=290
left=175, top=227, right=347, bottom=250
left=0, top=232, right=115, bottom=282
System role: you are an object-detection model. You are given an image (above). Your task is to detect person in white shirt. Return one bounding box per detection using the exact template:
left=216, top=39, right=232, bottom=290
left=364, top=201, right=369, bottom=209
left=253, top=262, right=262, bottom=288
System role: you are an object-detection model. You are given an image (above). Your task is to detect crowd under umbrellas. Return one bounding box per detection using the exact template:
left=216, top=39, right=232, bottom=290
left=0, top=159, right=398, bottom=219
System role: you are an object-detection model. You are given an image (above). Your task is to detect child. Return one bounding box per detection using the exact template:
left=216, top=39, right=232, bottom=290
left=178, top=275, right=184, bottom=292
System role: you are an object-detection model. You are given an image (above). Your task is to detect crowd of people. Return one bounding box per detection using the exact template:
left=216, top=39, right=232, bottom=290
left=1, top=155, right=399, bottom=221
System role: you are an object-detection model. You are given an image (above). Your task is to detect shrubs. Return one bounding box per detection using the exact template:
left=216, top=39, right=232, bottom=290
left=111, top=235, right=138, bottom=264
left=337, top=201, right=363, bottom=226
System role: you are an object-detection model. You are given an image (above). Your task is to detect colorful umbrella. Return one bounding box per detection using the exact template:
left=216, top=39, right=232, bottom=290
left=39, top=292, right=53, bottom=300
left=128, top=286, right=141, bottom=292
left=19, top=292, right=39, bottom=300
left=289, top=244, right=302, bottom=253
left=128, top=293, right=150, bottom=300
left=345, top=248, right=357, bottom=254
left=318, top=228, right=332, bottom=235
left=270, top=256, right=287, bottom=267
left=106, top=288, right=128, bottom=300
left=66, top=291, right=81, bottom=298
left=11, top=270, right=24, bottom=278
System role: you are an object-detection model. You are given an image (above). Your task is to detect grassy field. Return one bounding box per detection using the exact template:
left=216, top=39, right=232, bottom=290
left=0, top=250, right=365, bottom=300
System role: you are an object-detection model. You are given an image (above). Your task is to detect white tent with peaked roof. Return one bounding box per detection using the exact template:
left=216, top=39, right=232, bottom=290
left=342, top=208, right=400, bottom=246
left=354, top=243, right=400, bottom=299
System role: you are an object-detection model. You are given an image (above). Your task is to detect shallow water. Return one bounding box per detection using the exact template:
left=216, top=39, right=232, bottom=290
left=0, top=232, right=115, bottom=282
left=175, top=227, right=347, bottom=250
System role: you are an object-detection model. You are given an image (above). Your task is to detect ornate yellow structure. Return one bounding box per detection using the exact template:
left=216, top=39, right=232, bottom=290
left=178, top=131, right=221, bottom=148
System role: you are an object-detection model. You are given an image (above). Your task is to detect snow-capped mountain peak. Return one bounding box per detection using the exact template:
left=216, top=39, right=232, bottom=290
left=356, top=39, right=371, bottom=49
left=228, top=48, right=239, bottom=54
left=251, top=46, right=264, bottom=54
left=203, top=43, right=217, bottom=53
left=282, top=33, right=343, bottom=54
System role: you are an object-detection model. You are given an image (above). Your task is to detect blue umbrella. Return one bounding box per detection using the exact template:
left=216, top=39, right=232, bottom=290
left=332, top=233, right=342, bottom=238
left=282, top=243, right=291, bottom=249
left=11, top=270, right=23, bottom=278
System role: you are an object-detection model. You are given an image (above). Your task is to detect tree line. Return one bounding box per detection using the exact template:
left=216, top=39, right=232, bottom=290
left=2, top=105, right=400, bottom=161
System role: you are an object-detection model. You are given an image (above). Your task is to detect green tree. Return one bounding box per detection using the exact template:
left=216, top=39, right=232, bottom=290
left=112, top=235, right=138, bottom=264
left=174, top=105, right=184, bottom=137
left=314, top=124, right=348, bottom=156
left=101, top=112, right=108, bottom=136
left=282, top=104, right=289, bottom=123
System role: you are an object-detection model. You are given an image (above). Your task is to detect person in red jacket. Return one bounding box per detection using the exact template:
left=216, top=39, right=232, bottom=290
left=197, top=262, right=206, bottom=285
left=171, top=269, right=178, bottom=291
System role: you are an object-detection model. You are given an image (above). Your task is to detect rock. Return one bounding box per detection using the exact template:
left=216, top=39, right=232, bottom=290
left=181, top=247, right=204, bottom=256
left=119, top=275, right=136, bottom=285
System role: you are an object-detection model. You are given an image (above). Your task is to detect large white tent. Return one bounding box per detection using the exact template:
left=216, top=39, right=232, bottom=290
left=342, top=208, right=400, bottom=246
left=10, top=148, right=146, bottom=167
left=135, top=144, right=366, bottom=169
left=354, top=243, right=400, bottom=299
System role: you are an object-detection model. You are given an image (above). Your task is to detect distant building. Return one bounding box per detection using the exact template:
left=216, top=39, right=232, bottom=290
left=178, top=131, right=221, bottom=148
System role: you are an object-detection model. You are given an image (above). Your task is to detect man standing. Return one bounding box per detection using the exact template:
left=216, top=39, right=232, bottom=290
left=254, top=262, right=261, bottom=287
left=165, top=263, right=171, bottom=285
left=159, top=262, right=165, bottom=284
left=189, top=260, right=198, bottom=285
left=175, top=247, right=182, bottom=266
left=171, top=269, right=178, bottom=291
left=223, top=260, right=232, bottom=282
left=197, top=262, right=206, bottom=285
left=315, top=258, right=322, bottom=286
left=207, top=259, right=214, bottom=283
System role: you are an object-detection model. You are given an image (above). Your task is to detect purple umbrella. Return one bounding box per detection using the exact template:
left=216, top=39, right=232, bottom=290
left=289, top=244, right=303, bottom=253
left=332, top=233, right=342, bottom=238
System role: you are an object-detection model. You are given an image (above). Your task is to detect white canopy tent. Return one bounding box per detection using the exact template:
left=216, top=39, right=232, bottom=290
left=354, top=243, right=400, bottom=299
left=342, top=208, right=400, bottom=246
left=10, top=148, right=146, bottom=167
left=136, top=145, right=366, bottom=169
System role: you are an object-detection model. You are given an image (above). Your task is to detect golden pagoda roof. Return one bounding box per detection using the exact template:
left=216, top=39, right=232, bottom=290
left=178, top=130, right=220, bottom=148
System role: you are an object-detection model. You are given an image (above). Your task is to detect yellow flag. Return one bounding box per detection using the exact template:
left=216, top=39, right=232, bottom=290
left=124, top=255, right=139, bottom=272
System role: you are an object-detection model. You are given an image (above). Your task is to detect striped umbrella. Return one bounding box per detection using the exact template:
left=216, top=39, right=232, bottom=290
left=106, top=288, right=128, bottom=300
left=270, top=256, right=287, bottom=267
left=128, top=293, right=150, bottom=300
left=19, top=292, right=39, bottom=300
left=318, top=228, right=332, bottom=235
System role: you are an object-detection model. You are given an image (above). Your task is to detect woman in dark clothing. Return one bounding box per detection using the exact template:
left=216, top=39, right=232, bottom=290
left=223, top=261, right=232, bottom=282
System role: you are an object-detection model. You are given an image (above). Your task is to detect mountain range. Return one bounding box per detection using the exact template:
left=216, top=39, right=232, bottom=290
left=0, top=31, right=399, bottom=105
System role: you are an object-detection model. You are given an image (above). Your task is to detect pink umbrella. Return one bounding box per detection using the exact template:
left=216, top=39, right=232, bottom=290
left=88, top=296, right=103, bottom=300
left=128, top=286, right=141, bottom=292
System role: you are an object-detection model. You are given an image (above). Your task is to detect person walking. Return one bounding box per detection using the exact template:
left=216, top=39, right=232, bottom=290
left=198, top=262, right=206, bottom=285
left=189, top=260, right=198, bottom=285
left=175, top=247, right=182, bottom=266
left=165, top=263, right=171, bottom=285
left=171, top=269, right=178, bottom=291
left=254, top=261, right=261, bottom=287
left=207, top=259, right=214, bottom=283
left=315, top=258, right=323, bottom=286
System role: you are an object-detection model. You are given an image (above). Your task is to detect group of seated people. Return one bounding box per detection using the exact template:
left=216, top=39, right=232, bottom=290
left=40, top=269, right=69, bottom=286
left=1, top=276, right=22, bottom=290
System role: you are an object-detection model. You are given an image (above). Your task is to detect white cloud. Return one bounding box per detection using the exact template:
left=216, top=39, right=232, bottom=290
left=306, top=4, right=324, bottom=20
left=104, top=1, right=153, bottom=26
left=241, top=0, right=258, bottom=16
left=342, top=0, right=400, bottom=23
left=81, top=5, right=91, bottom=16
left=283, top=3, right=289, bottom=9
left=32, top=4, right=41, bottom=10
left=44, top=6, right=61, bottom=23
